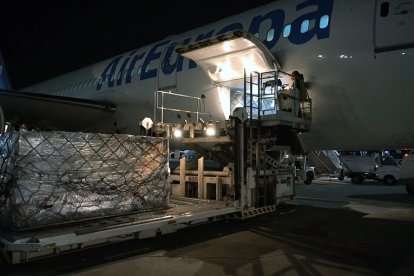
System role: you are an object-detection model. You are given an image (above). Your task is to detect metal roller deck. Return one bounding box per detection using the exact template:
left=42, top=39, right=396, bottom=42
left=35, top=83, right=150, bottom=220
left=0, top=196, right=239, bottom=264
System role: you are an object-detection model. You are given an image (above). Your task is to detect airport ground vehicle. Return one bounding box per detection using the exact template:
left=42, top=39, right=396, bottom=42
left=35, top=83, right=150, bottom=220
left=296, top=162, right=315, bottom=185
left=339, top=153, right=400, bottom=185
left=0, top=69, right=310, bottom=264
left=282, top=154, right=315, bottom=185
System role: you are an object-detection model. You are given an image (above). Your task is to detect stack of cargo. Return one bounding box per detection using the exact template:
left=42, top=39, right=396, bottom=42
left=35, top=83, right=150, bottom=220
left=0, top=131, right=170, bottom=230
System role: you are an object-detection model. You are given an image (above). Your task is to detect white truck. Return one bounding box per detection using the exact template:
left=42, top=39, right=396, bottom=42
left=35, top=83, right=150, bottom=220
left=339, top=153, right=400, bottom=185
left=282, top=154, right=315, bottom=185
left=294, top=160, right=315, bottom=185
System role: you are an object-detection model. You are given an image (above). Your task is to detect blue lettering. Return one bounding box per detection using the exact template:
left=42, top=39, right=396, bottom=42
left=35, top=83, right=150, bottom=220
left=125, top=52, right=145, bottom=84
left=288, top=0, right=334, bottom=45
left=116, top=51, right=136, bottom=86
left=97, top=56, right=122, bottom=90
left=162, top=38, right=191, bottom=75
left=141, top=41, right=170, bottom=80
left=249, top=9, right=285, bottom=49
left=95, top=0, right=334, bottom=89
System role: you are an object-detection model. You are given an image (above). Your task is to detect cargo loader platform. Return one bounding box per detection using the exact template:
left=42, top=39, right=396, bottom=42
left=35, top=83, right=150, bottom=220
left=0, top=196, right=239, bottom=264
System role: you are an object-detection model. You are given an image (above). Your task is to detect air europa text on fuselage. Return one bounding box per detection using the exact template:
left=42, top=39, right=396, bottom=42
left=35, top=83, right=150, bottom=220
left=96, top=0, right=333, bottom=91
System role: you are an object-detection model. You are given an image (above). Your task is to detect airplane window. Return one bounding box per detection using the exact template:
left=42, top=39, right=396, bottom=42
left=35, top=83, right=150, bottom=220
left=319, top=15, right=329, bottom=29
left=94, top=78, right=98, bottom=86
left=300, top=20, right=310, bottom=33
left=266, top=29, right=275, bottom=42
left=283, top=24, right=291, bottom=37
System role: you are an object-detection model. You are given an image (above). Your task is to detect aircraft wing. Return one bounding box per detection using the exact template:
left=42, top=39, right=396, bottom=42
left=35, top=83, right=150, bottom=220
left=0, top=89, right=116, bottom=132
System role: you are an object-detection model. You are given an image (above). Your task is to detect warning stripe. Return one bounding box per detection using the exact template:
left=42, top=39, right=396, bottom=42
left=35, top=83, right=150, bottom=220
left=222, top=205, right=276, bottom=219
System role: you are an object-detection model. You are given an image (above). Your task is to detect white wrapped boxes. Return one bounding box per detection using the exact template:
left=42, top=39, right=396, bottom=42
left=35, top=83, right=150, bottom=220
left=0, top=131, right=170, bottom=230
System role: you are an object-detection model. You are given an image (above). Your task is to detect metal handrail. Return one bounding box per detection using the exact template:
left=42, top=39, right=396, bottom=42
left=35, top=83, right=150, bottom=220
left=154, top=90, right=206, bottom=123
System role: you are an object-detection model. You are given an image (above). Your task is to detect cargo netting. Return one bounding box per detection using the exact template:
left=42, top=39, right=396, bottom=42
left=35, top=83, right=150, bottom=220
left=0, top=131, right=170, bottom=230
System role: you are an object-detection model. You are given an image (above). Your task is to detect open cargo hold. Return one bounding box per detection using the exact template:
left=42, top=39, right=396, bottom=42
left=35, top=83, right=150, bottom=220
left=0, top=131, right=170, bottom=230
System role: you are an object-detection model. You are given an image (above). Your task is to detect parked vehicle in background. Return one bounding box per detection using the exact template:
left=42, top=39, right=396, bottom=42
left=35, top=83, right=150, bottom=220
left=339, top=151, right=400, bottom=185
left=283, top=154, right=315, bottom=185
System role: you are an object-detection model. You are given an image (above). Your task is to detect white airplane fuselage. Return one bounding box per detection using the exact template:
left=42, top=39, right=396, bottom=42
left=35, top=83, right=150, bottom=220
left=22, top=0, right=414, bottom=151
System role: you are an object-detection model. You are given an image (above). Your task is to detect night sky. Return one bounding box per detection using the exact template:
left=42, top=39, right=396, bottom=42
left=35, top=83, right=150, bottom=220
left=0, top=0, right=274, bottom=90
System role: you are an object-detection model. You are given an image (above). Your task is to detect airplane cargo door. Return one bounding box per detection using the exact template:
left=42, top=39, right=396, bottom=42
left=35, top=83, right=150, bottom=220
left=176, top=30, right=279, bottom=83
left=374, top=0, right=414, bottom=53
left=175, top=30, right=280, bottom=120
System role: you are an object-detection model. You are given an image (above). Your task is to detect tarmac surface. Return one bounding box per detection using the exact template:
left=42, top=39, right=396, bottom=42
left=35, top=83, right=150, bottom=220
left=1, top=178, right=414, bottom=275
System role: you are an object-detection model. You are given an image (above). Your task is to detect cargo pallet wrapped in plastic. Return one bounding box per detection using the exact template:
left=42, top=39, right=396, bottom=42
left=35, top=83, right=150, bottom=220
left=0, top=131, right=170, bottom=230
